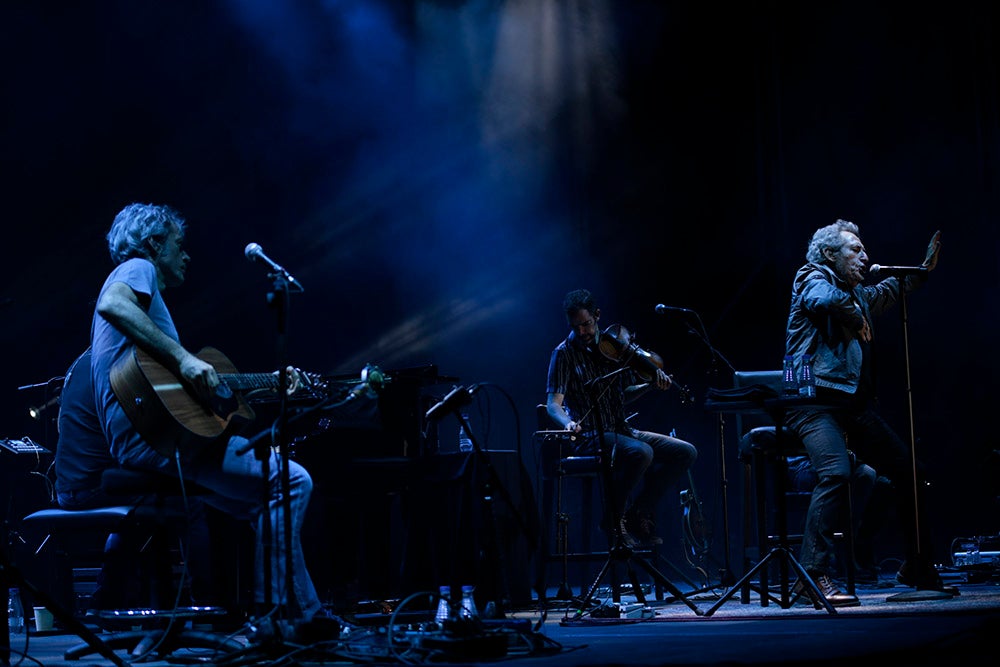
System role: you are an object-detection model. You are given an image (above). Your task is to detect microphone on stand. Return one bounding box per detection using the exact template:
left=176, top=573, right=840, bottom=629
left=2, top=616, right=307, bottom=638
left=868, top=264, right=928, bottom=278
left=244, top=242, right=304, bottom=291
left=655, top=304, right=694, bottom=315
left=28, top=394, right=61, bottom=420
left=424, top=384, right=482, bottom=421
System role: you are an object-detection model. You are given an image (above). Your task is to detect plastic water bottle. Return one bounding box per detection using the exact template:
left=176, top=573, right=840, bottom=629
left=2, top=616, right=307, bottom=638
left=435, top=585, right=451, bottom=624
left=8, top=587, right=25, bottom=635
left=459, top=585, right=479, bottom=619
left=782, top=355, right=798, bottom=396
left=798, top=354, right=816, bottom=399
left=458, top=415, right=473, bottom=452
left=964, top=537, right=982, bottom=565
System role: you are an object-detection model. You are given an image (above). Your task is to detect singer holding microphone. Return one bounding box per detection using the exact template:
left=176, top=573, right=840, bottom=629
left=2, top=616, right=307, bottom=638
left=85, top=203, right=343, bottom=639
left=781, top=219, right=951, bottom=607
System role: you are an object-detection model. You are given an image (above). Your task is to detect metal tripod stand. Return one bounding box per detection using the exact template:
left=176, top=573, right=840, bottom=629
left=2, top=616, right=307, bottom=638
left=570, top=371, right=703, bottom=619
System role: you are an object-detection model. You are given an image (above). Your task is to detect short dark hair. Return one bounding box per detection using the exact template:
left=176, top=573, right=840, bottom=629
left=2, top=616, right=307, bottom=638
left=562, top=289, right=596, bottom=322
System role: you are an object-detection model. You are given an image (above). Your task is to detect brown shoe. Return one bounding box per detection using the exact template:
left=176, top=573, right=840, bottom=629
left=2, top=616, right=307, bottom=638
left=793, top=573, right=860, bottom=608
left=600, top=516, right=639, bottom=549
left=625, top=509, right=664, bottom=546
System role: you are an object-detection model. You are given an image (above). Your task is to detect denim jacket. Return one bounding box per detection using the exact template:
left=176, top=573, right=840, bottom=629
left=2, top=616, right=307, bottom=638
left=784, top=262, right=922, bottom=394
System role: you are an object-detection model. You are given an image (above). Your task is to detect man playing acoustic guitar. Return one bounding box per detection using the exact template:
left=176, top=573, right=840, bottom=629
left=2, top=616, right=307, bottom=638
left=87, top=202, right=339, bottom=638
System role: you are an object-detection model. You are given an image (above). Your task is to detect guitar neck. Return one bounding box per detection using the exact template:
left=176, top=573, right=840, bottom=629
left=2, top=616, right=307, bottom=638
left=222, top=373, right=279, bottom=393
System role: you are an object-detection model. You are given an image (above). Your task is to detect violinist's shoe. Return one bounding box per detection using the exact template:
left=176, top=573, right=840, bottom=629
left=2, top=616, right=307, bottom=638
left=600, top=516, right=639, bottom=549
left=625, top=509, right=663, bottom=546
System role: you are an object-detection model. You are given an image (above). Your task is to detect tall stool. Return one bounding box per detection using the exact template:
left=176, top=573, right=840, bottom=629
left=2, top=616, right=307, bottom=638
left=20, top=469, right=243, bottom=662
left=733, top=371, right=856, bottom=607
left=533, top=405, right=646, bottom=605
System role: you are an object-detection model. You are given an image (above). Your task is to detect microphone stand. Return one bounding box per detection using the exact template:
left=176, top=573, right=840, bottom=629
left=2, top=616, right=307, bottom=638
left=885, top=288, right=950, bottom=602
left=256, top=270, right=297, bottom=625
left=669, top=309, right=737, bottom=587
left=425, top=394, right=537, bottom=617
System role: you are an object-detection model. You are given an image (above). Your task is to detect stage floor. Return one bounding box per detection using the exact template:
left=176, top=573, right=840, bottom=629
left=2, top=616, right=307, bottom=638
left=6, top=570, right=1000, bottom=667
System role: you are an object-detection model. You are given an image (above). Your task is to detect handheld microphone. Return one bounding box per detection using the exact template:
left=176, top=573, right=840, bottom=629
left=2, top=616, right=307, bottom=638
left=655, top=304, right=693, bottom=315
left=244, top=242, right=304, bottom=291
left=868, top=264, right=928, bottom=278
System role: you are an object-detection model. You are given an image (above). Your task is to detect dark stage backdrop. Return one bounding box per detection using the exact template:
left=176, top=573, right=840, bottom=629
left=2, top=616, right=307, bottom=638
left=1, top=1, right=998, bottom=597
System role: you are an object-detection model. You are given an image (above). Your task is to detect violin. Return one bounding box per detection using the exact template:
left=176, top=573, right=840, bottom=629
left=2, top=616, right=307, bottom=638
left=597, top=323, right=692, bottom=404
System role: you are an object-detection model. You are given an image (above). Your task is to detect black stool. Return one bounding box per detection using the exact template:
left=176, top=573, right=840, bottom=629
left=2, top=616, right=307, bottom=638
left=20, top=469, right=242, bottom=662
left=533, top=405, right=649, bottom=605
left=733, top=371, right=856, bottom=607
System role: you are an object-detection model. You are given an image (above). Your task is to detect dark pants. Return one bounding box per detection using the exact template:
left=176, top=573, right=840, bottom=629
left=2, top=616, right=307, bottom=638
left=785, top=404, right=931, bottom=577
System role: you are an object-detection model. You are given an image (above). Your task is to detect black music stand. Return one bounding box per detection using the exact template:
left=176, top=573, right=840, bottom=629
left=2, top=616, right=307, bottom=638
left=702, top=395, right=836, bottom=616
left=571, top=369, right=703, bottom=619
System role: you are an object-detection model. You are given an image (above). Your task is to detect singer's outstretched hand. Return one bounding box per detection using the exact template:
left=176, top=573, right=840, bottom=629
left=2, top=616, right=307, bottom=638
left=922, top=230, right=941, bottom=271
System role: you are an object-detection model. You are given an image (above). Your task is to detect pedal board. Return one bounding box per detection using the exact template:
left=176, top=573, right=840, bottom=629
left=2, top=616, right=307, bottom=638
left=591, top=602, right=655, bottom=619
left=0, top=437, right=51, bottom=456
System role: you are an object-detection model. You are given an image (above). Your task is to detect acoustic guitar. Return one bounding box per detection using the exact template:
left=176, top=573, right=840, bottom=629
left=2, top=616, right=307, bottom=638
left=110, top=345, right=322, bottom=458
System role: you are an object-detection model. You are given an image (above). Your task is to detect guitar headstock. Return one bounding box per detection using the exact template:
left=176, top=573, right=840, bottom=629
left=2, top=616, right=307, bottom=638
left=292, top=369, right=330, bottom=399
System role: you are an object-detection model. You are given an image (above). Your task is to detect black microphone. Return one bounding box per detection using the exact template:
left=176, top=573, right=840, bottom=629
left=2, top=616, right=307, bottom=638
left=868, top=264, right=928, bottom=278
left=424, top=384, right=480, bottom=421
left=655, top=304, right=693, bottom=315
left=244, top=242, right=304, bottom=291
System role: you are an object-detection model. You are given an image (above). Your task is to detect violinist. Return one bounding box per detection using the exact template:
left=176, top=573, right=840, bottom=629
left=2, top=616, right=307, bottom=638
left=545, top=288, right=698, bottom=548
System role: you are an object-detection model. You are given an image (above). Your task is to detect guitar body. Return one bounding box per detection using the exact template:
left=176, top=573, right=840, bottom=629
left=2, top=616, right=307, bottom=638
left=110, top=346, right=256, bottom=458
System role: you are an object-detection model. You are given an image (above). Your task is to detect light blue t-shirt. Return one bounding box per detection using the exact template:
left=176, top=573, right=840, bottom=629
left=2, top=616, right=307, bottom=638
left=90, top=257, right=179, bottom=469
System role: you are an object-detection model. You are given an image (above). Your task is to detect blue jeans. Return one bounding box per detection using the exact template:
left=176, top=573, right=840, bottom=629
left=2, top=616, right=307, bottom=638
left=119, top=435, right=321, bottom=620
left=579, top=429, right=698, bottom=520
left=785, top=404, right=929, bottom=577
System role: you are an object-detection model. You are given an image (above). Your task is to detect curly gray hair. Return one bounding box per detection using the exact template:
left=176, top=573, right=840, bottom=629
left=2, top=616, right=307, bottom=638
left=106, top=203, right=186, bottom=265
left=806, top=218, right=859, bottom=264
